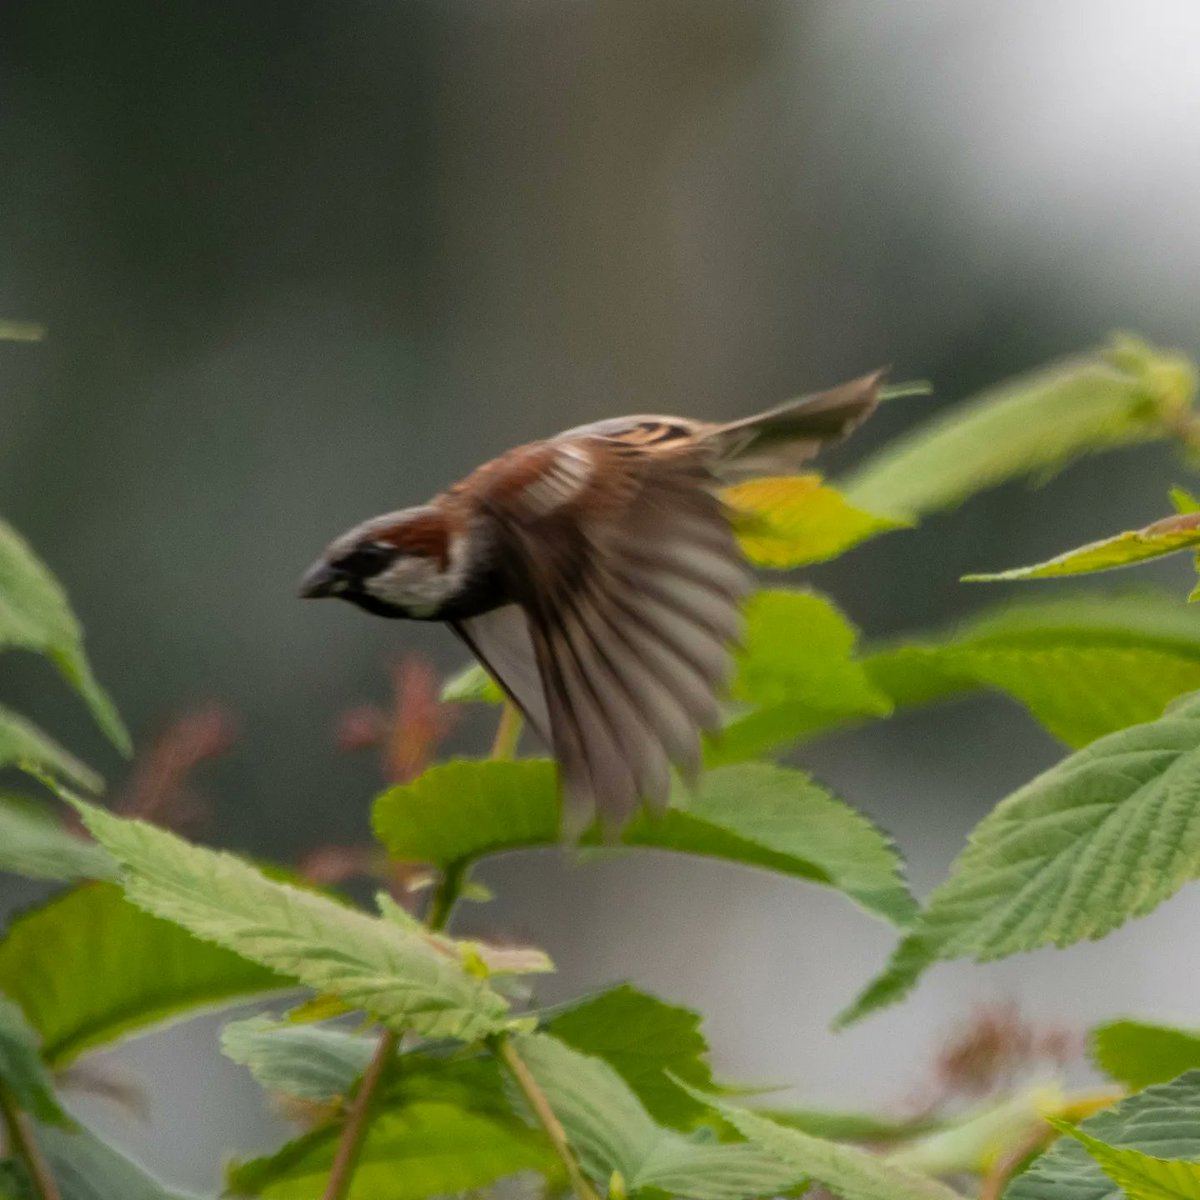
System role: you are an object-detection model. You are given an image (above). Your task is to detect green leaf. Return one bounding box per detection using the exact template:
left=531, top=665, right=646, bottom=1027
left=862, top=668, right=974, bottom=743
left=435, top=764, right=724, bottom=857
left=223, top=1031, right=529, bottom=1193
left=1007, top=1071, right=1200, bottom=1200
left=69, top=799, right=511, bottom=1041
left=226, top=1101, right=552, bottom=1200
left=0, top=796, right=115, bottom=883
left=1047, top=1117, right=1200, bottom=1199
left=865, top=593, right=1200, bottom=748
left=0, top=708, right=102, bottom=793
left=375, top=760, right=913, bottom=927
left=0, top=517, right=129, bottom=754
left=514, top=1033, right=800, bottom=1200
left=724, top=474, right=907, bottom=568
left=0, top=882, right=284, bottom=1068
left=843, top=333, right=1196, bottom=518
left=18, top=1122, right=196, bottom=1200
left=620, top=763, right=914, bottom=926
left=1171, top=487, right=1200, bottom=514
left=224, top=1015, right=506, bottom=1110
left=835, top=931, right=934, bottom=1030
left=373, top=760, right=560, bottom=868
left=965, top=513, right=1200, bottom=583
left=440, top=662, right=503, bottom=706
left=541, top=984, right=714, bottom=1127
left=711, top=590, right=893, bottom=763
left=0, top=997, right=67, bottom=1125
left=842, top=692, right=1200, bottom=1025
left=232, top=985, right=720, bottom=1135
left=1092, top=1021, right=1200, bottom=1091
left=373, top=891, right=553, bottom=978
left=677, top=1085, right=962, bottom=1200
left=221, top=1015, right=376, bottom=1103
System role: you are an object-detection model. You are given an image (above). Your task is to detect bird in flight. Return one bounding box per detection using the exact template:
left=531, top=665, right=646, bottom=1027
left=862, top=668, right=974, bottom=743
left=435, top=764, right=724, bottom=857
left=300, top=372, right=881, bottom=832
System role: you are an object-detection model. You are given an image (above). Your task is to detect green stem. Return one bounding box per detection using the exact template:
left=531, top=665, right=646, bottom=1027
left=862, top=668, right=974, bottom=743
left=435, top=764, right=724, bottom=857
left=426, top=702, right=522, bottom=932
left=439, top=700, right=598, bottom=1199
left=0, top=1087, right=61, bottom=1200
left=320, top=1027, right=397, bottom=1200
left=490, top=702, right=524, bottom=761
left=493, top=1034, right=600, bottom=1200
left=323, top=700, right=523, bottom=1198
left=425, top=859, right=467, bottom=932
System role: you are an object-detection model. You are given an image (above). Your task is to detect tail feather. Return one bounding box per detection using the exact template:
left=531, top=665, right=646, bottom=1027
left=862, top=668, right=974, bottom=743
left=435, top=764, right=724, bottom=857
left=709, top=370, right=884, bottom=477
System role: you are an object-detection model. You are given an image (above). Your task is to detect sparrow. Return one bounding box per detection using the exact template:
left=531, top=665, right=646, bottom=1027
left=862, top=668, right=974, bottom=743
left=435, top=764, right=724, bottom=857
left=300, top=372, right=882, bottom=832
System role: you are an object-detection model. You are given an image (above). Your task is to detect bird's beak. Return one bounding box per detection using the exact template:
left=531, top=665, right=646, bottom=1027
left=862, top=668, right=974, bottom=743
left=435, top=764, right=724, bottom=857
left=298, top=559, right=344, bottom=599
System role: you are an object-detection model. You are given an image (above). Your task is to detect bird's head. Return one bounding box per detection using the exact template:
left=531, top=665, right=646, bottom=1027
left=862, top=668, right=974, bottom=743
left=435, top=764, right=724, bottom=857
left=298, top=506, right=459, bottom=619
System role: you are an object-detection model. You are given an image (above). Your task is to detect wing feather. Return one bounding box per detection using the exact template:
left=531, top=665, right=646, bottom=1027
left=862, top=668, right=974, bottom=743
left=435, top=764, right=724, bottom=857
left=473, top=437, right=751, bottom=830
left=567, top=576, right=702, bottom=777
left=528, top=598, right=643, bottom=830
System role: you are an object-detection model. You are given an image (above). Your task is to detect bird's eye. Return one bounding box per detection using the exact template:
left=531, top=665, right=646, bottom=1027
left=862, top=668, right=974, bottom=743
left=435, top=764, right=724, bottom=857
left=336, top=542, right=394, bottom=577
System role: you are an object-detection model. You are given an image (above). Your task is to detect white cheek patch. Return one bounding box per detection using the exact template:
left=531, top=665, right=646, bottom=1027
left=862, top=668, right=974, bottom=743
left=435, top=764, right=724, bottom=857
left=520, top=443, right=594, bottom=516
left=363, top=528, right=476, bottom=617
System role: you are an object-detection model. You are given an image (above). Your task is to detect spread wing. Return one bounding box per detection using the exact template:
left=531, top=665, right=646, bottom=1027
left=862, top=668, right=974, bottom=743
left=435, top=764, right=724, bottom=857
left=468, top=436, right=750, bottom=833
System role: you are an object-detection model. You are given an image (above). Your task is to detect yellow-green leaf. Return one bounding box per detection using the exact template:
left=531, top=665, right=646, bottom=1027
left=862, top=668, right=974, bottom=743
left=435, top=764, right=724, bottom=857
left=227, top=1101, right=551, bottom=1200
left=965, top=513, right=1200, bottom=583
left=1171, top=487, right=1200, bottom=514
left=714, top=589, right=892, bottom=763
left=1092, top=1020, right=1200, bottom=1091
left=724, top=474, right=906, bottom=568
left=0, top=882, right=283, bottom=1067
left=441, top=662, right=503, bottom=705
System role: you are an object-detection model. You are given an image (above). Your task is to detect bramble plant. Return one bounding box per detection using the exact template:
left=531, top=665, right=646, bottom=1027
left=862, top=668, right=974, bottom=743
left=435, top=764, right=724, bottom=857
left=6, top=332, right=1200, bottom=1198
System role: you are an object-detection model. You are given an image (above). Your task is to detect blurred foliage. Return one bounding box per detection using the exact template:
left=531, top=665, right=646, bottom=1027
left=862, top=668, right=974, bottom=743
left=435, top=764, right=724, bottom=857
left=843, top=335, right=1198, bottom=519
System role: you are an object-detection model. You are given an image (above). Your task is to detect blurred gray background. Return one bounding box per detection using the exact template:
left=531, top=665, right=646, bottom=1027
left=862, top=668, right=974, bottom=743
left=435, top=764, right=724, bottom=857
left=4, top=0, right=1200, bottom=1189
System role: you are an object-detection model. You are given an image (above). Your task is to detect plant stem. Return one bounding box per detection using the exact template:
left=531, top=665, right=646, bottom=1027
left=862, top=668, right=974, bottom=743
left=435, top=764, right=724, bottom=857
left=0, top=1088, right=61, bottom=1200
left=427, top=702, right=522, bottom=931
left=494, top=1034, right=600, bottom=1200
left=323, top=699, right=524, bottom=1199
left=490, top=702, right=523, bottom=760
left=425, top=859, right=466, bottom=932
left=320, top=1026, right=397, bottom=1200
